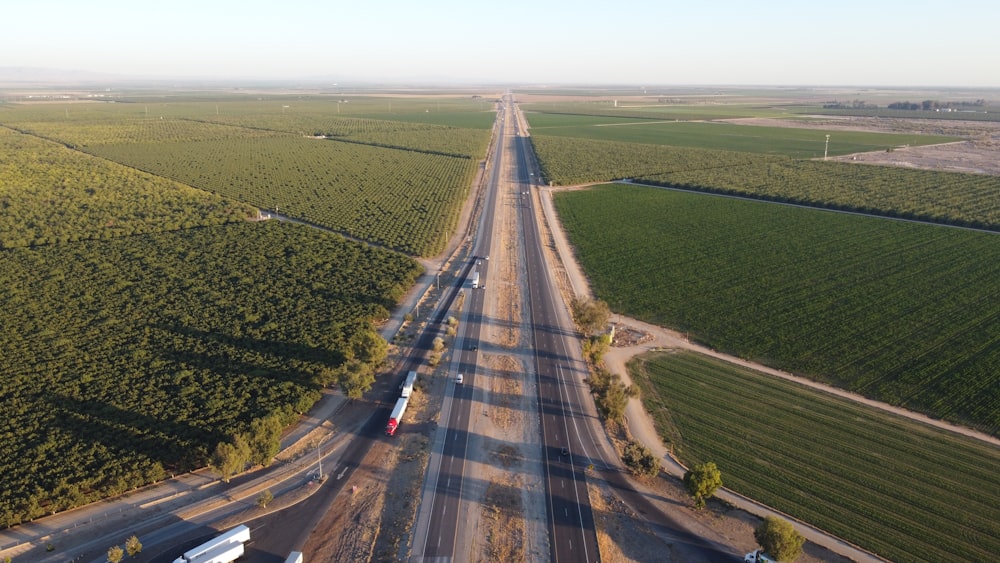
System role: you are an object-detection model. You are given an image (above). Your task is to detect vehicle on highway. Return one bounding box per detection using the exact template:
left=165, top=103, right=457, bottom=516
left=745, top=550, right=777, bottom=563
left=385, top=396, right=410, bottom=436
left=456, top=373, right=464, bottom=384
left=173, top=525, right=250, bottom=563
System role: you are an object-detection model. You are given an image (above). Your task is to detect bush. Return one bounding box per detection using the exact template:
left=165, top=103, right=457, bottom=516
left=622, top=441, right=660, bottom=478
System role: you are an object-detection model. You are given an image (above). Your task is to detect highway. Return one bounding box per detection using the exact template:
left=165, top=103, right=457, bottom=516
left=509, top=100, right=600, bottom=563
left=410, top=98, right=504, bottom=561
left=509, top=99, right=734, bottom=562
left=412, top=95, right=602, bottom=562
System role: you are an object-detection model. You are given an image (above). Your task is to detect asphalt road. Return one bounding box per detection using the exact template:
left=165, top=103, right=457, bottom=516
left=411, top=97, right=504, bottom=561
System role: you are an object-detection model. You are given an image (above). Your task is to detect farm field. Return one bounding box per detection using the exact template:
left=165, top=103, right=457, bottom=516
left=1, top=97, right=490, bottom=255
left=0, top=220, right=421, bottom=527
left=532, top=135, right=1000, bottom=230
left=86, top=136, right=475, bottom=255
left=629, top=351, right=1000, bottom=562
left=522, top=111, right=958, bottom=156
left=0, top=126, right=256, bottom=248
left=554, top=184, right=1000, bottom=435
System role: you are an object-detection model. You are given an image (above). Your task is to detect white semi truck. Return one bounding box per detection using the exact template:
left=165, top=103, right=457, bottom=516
left=173, top=525, right=250, bottom=563
left=401, top=370, right=418, bottom=398
left=471, top=271, right=480, bottom=289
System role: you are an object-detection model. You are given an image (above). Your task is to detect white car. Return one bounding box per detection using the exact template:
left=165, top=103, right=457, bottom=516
left=456, top=373, right=464, bottom=384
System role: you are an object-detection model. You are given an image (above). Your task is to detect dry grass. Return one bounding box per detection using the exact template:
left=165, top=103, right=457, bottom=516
left=487, top=355, right=524, bottom=430
left=480, top=477, right=526, bottom=562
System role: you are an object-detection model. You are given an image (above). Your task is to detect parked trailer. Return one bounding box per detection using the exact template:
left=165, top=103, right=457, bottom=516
left=385, top=396, right=410, bottom=436
left=401, top=370, right=418, bottom=398
left=284, top=552, right=303, bottom=563
left=189, top=541, right=244, bottom=563
left=173, top=525, right=250, bottom=563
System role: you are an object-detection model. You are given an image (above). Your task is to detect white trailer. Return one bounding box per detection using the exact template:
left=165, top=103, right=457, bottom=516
left=189, top=541, right=244, bottom=563
left=284, top=552, right=304, bottom=563
left=401, top=370, right=418, bottom=398
left=174, top=525, right=250, bottom=563
left=471, top=271, right=480, bottom=289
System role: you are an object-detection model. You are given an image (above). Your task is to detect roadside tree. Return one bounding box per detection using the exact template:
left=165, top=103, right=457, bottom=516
left=683, top=461, right=723, bottom=509
left=754, top=516, right=805, bottom=561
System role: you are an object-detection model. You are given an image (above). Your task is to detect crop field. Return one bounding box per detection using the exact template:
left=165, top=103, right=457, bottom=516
left=0, top=95, right=499, bottom=126
left=519, top=102, right=776, bottom=121
left=531, top=135, right=772, bottom=185
left=554, top=184, right=1000, bottom=434
left=1, top=98, right=491, bottom=255
left=533, top=135, right=1000, bottom=230
left=0, top=127, right=256, bottom=248
left=523, top=113, right=958, bottom=156
left=629, top=351, right=1000, bottom=562
left=0, top=221, right=421, bottom=527
left=87, top=136, right=476, bottom=255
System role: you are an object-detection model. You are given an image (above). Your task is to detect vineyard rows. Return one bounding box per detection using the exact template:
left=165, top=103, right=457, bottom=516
left=0, top=221, right=421, bottom=527
left=555, top=184, right=1000, bottom=434
left=631, top=351, right=1000, bottom=562
left=0, top=127, right=256, bottom=248
left=532, top=135, right=1000, bottom=229
left=88, top=136, right=477, bottom=255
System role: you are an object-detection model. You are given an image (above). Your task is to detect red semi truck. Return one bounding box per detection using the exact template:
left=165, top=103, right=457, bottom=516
left=385, top=396, right=409, bottom=436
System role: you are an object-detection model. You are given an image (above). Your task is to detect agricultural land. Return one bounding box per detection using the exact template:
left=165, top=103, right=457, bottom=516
left=0, top=93, right=497, bottom=526
left=629, top=351, right=1000, bottom=562
left=529, top=91, right=1000, bottom=562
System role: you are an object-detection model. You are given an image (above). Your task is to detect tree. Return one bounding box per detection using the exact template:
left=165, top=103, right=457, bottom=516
left=211, top=433, right=251, bottom=483
left=125, top=535, right=142, bottom=557
left=754, top=516, right=804, bottom=561
left=571, top=298, right=611, bottom=336
left=349, top=326, right=388, bottom=366
left=683, top=461, right=723, bottom=509
left=257, top=489, right=274, bottom=508
left=339, top=359, right=375, bottom=399
left=107, top=545, right=124, bottom=563
left=248, top=415, right=283, bottom=467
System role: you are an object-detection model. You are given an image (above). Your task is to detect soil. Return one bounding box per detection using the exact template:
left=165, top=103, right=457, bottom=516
left=723, top=116, right=1000, bottom=176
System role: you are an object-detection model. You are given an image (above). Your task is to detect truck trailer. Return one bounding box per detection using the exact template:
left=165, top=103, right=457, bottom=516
left=401, top=370, right=418, bottom=398
left=284, top=552, right=303, bottom=563
left=385, top=396, right=410, bottom=436
left=471, top=271, right=480, bottom=289
left=188, top=541, right=244, bottom=563
left=173, top=525, right=250, bottom=563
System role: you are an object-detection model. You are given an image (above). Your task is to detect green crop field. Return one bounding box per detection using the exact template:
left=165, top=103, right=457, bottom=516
left=630, top=351, right=1000, bottom=562
left=86, top=136, right=475, bottom=255
left=532, top=136, right=1000, bottom=230
left=523, top=113, right=958, bottom=156
left=0, top=127, right=256, bottom=248
left=554, top=184, right=1000, bottom=435
left=1, top=98, right=491, bottom=255
left=0, top=221, right=421, bottom=527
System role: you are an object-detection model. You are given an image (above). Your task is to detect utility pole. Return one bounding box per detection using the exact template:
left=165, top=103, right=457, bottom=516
left=316, top=441, right=323, bottom=479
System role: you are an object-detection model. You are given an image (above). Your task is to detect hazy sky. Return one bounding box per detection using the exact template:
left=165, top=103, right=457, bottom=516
left=5, top=0, right=998, bottom=86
